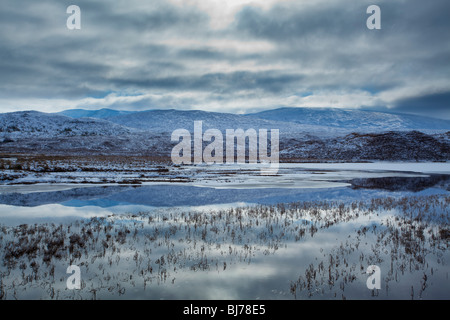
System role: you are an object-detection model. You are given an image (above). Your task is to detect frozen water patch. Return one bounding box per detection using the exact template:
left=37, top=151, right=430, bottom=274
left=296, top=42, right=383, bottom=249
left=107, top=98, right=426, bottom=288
left=284, top=162, right=450, bottom=174
left=0, top=184, right=109, bottom=195
left=192, top=178, right=351, bottom=189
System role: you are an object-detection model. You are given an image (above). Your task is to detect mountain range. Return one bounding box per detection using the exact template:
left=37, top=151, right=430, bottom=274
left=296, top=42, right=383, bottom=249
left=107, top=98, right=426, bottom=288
left=54, top=107, right=450, bottom=134
left=1, top=107, right=449, bottom=160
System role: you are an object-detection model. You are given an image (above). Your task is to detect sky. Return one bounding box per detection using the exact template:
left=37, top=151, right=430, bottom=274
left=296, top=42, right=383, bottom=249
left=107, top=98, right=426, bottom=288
left=0, top=0, right=449, bottom=119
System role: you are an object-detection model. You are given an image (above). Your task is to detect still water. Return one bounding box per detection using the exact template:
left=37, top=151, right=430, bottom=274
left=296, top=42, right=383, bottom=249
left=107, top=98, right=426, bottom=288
left=0, top=165, right=449, bottom=300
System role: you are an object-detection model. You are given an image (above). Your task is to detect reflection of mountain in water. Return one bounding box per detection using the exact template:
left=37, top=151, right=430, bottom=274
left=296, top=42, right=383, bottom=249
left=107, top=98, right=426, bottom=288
left=0, top=173, right=449, bottom=208
left=0, top=185, right=340, bottom=207
left=350, top=174, right=450, bottom=192
left=0, top=186, right=132, bottom=207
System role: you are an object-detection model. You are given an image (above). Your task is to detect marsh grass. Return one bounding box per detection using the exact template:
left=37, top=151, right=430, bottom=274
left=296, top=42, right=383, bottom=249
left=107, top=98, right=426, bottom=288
left=0, top=154, right=174, bottom=185
left=0, top=194, right=448, bottom=299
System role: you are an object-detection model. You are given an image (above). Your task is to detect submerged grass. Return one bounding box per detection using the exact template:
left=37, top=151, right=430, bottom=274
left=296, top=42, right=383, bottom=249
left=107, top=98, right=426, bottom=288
left=0, top=194, right=448, bottom=299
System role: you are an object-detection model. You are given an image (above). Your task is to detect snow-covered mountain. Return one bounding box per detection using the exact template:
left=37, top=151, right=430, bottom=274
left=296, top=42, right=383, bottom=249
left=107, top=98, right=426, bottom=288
left=280, top=131, right=450, bottom=161
left=0, top=111, right=136, bottom=138
left=56, top=107, right=450, bottom=134
left=2, top=107, right=450, bottom=138
left=246, top=107, right=450, bottom=132
left=57, top=108, right=135, bottom=119
left=103, top=109, right=345, bottom=135
left=0, top=108, right=449, bottom=160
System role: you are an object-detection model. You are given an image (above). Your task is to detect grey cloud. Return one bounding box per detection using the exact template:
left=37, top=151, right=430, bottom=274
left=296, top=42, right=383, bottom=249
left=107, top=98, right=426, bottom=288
left=176, top=48, right=227, bottom=60
left=110, top=71, right=303, bottom=94
left=233, top=2, right=365, bottom=42
left=72, top=0, right=210, bottom=34
left=392, top=92, right=450, bottom=120
left=231, top=1, right=450, bottom=70
left=0, top=0, right=449, bottom=118
left=233, top=0, right=450, bottom=46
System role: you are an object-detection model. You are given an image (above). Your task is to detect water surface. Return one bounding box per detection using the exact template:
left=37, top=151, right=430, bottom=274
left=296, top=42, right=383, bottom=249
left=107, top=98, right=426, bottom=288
left=0, top=164, right=449, bottom=300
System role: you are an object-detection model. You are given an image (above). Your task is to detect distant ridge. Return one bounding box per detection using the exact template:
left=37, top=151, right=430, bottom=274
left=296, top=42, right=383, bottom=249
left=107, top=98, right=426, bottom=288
left=0, top=110, right=135, bottom=138
left=102, top=109, right=328, bottom=134
left=54, top=107, right=450, bottom=133
left=245, top=107, right=450, bottom=131
left=0, top=108, right=448, bottom=160
left=57, top=108, right=135, bottom=119
left=0, top=107, right=448, bottom=140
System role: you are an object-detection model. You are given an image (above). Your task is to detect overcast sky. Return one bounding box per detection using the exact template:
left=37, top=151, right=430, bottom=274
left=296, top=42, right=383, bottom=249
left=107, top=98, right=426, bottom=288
left=0, top=0, right=449, bottom=118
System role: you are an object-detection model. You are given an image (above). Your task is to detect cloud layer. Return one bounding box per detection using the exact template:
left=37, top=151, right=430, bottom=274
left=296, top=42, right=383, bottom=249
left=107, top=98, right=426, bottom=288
left=0, top=0, right=449, bottom=118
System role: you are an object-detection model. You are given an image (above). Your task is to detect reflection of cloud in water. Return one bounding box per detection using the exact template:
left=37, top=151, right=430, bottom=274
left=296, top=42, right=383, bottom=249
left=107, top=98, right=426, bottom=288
left=0, top=195, right=448, bottom=300
left=0, top=204, right=112, bottom=226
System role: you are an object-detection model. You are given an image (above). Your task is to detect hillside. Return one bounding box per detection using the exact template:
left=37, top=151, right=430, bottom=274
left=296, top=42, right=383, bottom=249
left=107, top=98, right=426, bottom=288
left=0, top=111, right=136, bottom=139
left=280, top=131, right=450, bottom=161
left=55, top=107, right=450, bottom=134
left=0, top=108, right=449, bottom=161
left=57, top=108, right=135, bottom=119
left=246, top=107, right=450, bottom=132
left=102, top=109, right=345, bottom=136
